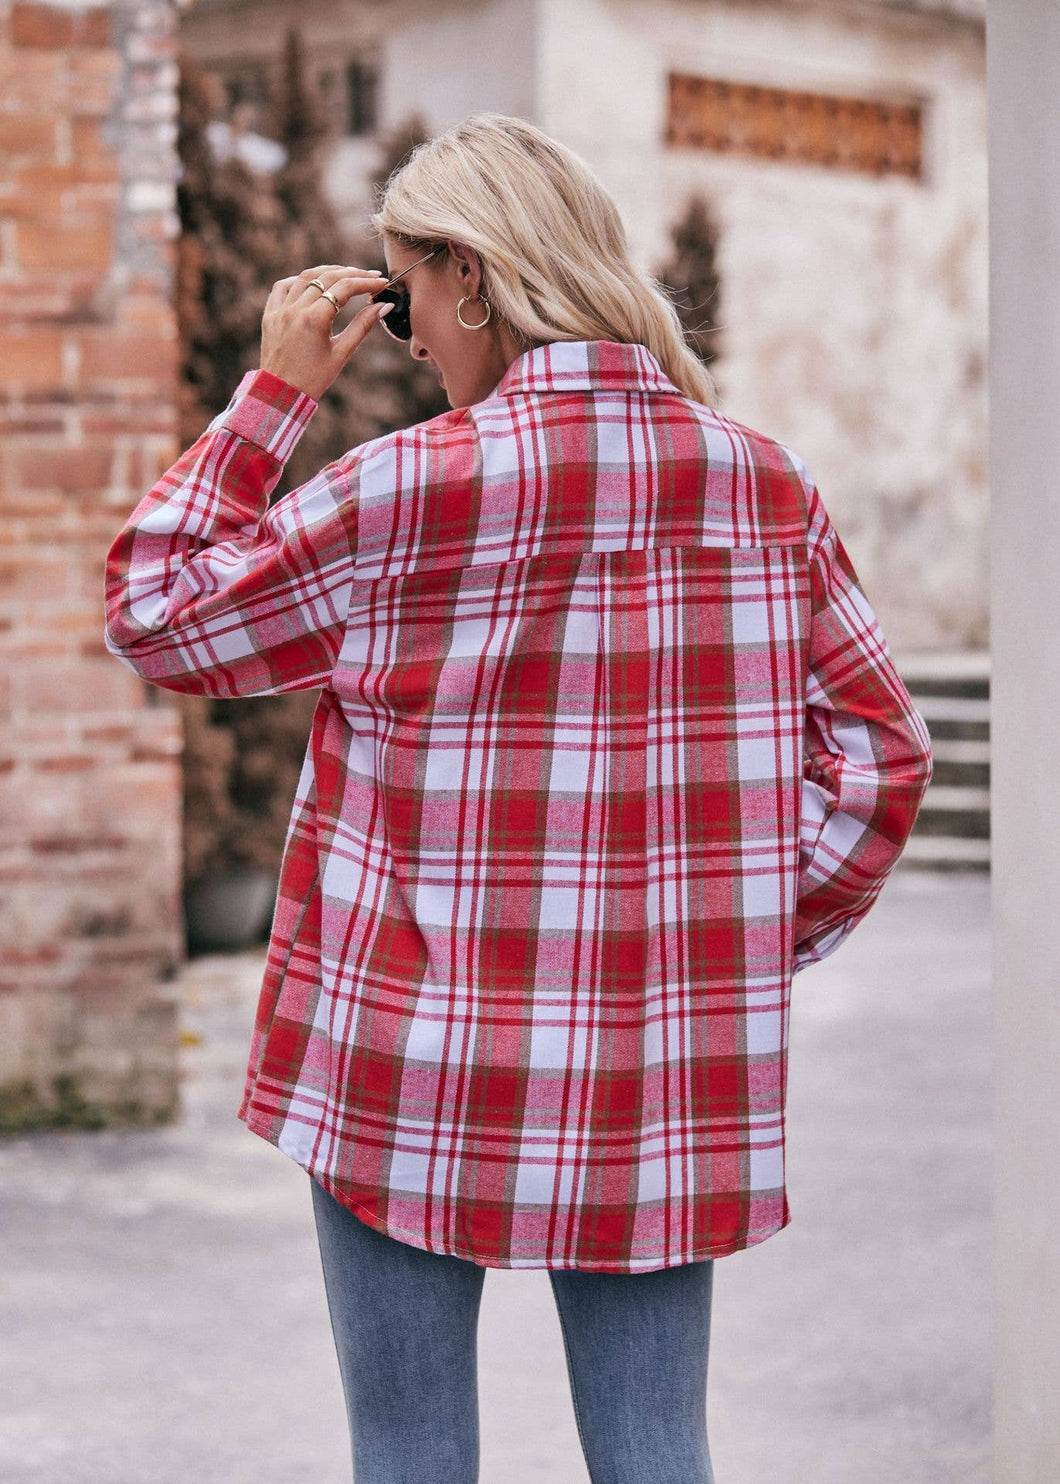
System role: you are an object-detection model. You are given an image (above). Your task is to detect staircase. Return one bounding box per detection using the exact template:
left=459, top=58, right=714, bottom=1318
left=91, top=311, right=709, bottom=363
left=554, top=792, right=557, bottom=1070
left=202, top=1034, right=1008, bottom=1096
left=891, top=649, right=990, bottom=872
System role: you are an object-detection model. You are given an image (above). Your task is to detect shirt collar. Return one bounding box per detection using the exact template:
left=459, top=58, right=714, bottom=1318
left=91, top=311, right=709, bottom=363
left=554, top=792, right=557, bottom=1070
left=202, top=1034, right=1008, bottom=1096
left=490, top=339, right=683, bottom=399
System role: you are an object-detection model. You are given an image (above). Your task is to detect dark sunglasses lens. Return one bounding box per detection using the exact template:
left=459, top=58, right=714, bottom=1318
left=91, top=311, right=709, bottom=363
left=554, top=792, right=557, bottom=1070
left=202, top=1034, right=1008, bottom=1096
left=371, top=286, right=411, bottom=339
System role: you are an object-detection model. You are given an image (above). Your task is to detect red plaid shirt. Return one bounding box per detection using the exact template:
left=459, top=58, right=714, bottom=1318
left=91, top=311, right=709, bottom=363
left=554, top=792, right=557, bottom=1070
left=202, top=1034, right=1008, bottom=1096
left=105, top=339, right=933, bottom=1271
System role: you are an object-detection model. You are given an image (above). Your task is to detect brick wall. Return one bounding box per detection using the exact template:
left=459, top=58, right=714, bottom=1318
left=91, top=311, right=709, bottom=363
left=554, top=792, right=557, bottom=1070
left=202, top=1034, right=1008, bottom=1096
left=0, top=0, right=184, bottom=1129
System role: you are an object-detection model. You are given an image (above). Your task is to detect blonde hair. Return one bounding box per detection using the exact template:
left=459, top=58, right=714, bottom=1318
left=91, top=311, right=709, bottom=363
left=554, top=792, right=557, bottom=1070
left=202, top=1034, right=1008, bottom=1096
left=368, top=113, right=719, bottom=409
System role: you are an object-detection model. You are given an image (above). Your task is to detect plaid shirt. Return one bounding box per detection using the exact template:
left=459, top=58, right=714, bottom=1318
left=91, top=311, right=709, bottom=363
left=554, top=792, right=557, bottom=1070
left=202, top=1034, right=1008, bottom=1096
left=104, top=339, right=933, bottom=1272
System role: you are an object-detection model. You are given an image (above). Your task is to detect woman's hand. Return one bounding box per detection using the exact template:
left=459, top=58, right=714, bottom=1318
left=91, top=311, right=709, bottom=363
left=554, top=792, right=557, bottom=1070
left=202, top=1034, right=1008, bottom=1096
left=259, top=263, right=395, bottom=402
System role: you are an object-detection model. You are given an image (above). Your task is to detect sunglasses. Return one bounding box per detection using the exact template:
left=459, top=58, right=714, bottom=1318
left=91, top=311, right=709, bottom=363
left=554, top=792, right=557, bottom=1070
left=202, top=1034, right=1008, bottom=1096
left=369, top=244, right=447, bottom=340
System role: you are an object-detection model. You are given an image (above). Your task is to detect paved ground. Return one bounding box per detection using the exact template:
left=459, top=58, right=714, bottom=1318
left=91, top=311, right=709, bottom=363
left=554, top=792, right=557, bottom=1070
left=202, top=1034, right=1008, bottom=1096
left=0, top=866, right=992, bottom=1484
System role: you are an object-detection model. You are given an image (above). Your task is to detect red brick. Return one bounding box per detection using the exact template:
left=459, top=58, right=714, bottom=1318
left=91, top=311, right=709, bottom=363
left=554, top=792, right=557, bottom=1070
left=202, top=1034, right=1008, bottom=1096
left=0, top=180, right=67, bottom=220
left=60, top=860, right=169, bottom=895
left=78, top=8, right=110, bottom=47
left=11, top=443, right=114, bottom=494
left=116, top=294, right=177, bottom=334
left=31, top=833, right=129, bottom=855
left=0, top=556, right=69, bottom=602
left=0, top=277, right=103, bottom=325
left=0, top=493, right=66, bottom=518
left=0, top=330, right=64, bottom=387
left=37, top=608, right=104, bottom=640
left=9, top=8, right=110, bottom=53
left=81, top=410, right=176, bottom=438
left=69, top=46, right=121, bottom=79
left=10, top=3, right=75, bottom=48
left=78, top=330, right=179, bottom=384
left=0, top=49, right=64, bottom=103
left=69, top=117, right=120, bottom=178
left=81, top=712, right=181, bottom=753
left=0, top=0, right=183, bottom=1117
left=17, top=220, right=114, bottom=273
left=80, top=724, right=133, bottom=745
left=137, top=440, right=179, bottom=486
left=0, top=332, right=63, bottom=385
left=0, top=400, right=68, bottom=434
left=20, top=659, right=143, bottom=715
left=2, top=946, right=63, bottom=966
left=14, top=163, right=92, bottom=190
left=2, top=720, right=66, bottom=748
left=71, top=938, right=178, bottom=968
left=57, top=183, right=121, bottom=220
left=38, top=755, right=95, bottom=773
left=0, top=113, right=57, bottom=160
left=66, top=49, right=120, bottom=114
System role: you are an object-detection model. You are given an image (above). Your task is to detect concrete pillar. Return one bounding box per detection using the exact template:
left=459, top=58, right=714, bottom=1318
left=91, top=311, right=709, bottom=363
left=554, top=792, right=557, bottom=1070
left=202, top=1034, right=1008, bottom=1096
left=987, top=2, right=1060, bottom=1477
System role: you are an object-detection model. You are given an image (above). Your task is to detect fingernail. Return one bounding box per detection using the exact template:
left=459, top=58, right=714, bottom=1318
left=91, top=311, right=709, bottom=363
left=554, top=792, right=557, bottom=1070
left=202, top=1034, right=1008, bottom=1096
left=377, top=303, right=395, bottom=317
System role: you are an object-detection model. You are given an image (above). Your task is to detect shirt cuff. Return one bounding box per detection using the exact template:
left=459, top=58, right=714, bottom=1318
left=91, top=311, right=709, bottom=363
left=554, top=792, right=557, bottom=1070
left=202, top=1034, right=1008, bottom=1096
left=217, top=369, right=319, bottom=462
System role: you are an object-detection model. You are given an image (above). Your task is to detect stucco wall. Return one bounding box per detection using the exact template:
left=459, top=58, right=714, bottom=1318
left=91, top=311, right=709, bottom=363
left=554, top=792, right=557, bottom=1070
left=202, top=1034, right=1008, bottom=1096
left=537, top=0, right=987, bottom=651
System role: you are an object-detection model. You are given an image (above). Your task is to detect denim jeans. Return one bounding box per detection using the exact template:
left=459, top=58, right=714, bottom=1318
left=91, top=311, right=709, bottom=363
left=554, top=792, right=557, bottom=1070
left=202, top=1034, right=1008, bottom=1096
left=309, top=1174, right=716, bottom=1484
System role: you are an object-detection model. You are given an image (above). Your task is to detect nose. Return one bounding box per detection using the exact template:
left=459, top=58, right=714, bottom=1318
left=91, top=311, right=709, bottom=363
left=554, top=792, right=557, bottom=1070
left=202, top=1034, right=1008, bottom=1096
left=409, top=335, right=431, bottom=361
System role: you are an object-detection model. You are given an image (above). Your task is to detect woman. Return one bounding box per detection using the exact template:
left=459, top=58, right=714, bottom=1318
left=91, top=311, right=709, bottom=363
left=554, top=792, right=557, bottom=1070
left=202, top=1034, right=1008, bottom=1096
left=104, top=113, right=933, bottom=1483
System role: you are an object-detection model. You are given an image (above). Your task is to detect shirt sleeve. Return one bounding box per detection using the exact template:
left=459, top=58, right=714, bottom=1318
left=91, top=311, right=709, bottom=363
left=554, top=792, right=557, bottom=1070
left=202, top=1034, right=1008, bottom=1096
left=103, top=368, right=358, bottom=698
left=792, top=480, right=934, bottom=974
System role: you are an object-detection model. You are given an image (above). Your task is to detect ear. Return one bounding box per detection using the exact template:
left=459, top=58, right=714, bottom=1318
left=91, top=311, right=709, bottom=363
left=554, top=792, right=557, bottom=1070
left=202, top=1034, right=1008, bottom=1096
left=447, top=240, right=482, bottom=294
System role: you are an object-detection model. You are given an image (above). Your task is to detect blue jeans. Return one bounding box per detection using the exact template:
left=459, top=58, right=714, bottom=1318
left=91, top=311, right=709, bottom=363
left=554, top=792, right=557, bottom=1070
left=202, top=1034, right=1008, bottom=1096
left=309, top=1174, right=716, bottom=1483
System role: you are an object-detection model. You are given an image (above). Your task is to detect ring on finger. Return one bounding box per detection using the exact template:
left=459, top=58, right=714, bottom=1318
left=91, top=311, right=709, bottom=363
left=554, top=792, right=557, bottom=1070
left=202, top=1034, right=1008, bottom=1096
left=319, top=288, right=341, bottom=310
left=308, top=278, right=328, bottom=293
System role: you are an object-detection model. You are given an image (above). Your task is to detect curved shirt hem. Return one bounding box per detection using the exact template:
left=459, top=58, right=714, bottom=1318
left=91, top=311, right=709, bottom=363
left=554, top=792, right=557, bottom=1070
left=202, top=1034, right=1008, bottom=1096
left=238, top=1103, right=792, bottom=1273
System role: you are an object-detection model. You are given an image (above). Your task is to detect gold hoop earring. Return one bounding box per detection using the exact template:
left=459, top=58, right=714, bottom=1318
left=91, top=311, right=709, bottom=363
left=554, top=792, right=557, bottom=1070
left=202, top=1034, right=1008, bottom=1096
left=456, top=294, right=492, bottom=330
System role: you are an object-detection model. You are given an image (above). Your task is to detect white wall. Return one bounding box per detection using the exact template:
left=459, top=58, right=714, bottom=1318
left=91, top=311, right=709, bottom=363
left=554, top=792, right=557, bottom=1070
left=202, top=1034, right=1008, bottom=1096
left=537, top=0, right=988, bottom=652
left=381, top=0, right=538, bottom=135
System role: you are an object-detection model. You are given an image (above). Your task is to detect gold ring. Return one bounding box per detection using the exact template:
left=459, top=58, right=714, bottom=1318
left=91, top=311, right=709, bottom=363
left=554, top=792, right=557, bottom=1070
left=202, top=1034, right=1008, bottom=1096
left=320, top=289, right=341, bottom=311
left=308, top=278, right=328, bottom=293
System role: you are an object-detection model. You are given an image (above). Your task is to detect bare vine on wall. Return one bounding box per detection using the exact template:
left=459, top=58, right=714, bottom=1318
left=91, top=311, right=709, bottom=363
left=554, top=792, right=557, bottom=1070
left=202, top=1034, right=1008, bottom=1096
left=174, top=33, right=446, bottom=892
left=654, top=193, right=724, bottom=374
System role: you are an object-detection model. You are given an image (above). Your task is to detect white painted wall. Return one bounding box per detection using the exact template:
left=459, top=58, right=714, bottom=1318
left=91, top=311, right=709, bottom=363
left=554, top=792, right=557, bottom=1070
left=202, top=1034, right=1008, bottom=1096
left=537, top=0, right=987, bottom=651
left=381, top=0, right=537, bottom=136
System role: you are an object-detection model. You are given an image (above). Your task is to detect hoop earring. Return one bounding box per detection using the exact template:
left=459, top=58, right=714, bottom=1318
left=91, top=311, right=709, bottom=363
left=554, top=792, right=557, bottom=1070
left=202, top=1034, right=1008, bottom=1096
left=456, top=294, right=492, bottom=330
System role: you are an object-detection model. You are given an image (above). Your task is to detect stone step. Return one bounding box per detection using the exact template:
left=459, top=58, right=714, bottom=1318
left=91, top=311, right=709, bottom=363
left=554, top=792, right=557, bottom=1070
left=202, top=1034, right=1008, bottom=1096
left=805, top=651, right=995, bottom=868
left=913, top=694, right=991, bottom=724
left=920, top=784, right=991, bottom=812
left=892, top=648, right=990, bottom=683
left=901, top=834, right=991, bottom=868
left=928, top=738, right=991, bottom=765
left=888, top=651, right=991, bottom=869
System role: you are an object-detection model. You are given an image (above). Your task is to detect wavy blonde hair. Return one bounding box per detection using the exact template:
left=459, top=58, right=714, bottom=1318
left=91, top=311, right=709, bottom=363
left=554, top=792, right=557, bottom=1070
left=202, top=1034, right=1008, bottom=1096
left=368, top=112, right=719, bottom=409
